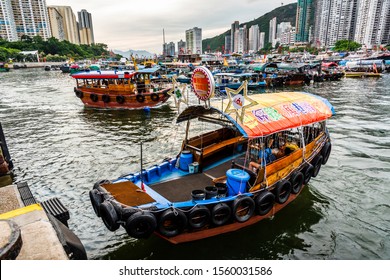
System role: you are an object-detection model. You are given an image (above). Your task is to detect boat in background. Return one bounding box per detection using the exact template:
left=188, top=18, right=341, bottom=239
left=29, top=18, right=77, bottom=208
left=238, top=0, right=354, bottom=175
left=0, top=62, right=10, bottom=72
left=71, top=68, right=172, bottom=109
left=89, top=68, right=334, bottom=243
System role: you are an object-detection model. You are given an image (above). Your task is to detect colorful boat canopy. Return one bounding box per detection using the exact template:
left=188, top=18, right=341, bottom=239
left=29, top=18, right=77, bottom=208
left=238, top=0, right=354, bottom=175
left=211, top=91, right=335, bottom=138
left=71, top=70, right=136, bottom=79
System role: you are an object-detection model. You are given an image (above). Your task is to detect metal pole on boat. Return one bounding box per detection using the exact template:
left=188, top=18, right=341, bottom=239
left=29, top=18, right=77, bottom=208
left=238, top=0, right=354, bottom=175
left=140, top=142, right=145, bottom=192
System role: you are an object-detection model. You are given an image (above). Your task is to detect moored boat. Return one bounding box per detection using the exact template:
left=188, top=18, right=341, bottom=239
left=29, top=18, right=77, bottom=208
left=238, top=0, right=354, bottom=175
left=89, top=68, right=334, bottom=243
left=0, top=62, right=10, bottom=72
left=71, top=68, right=172, bottom=109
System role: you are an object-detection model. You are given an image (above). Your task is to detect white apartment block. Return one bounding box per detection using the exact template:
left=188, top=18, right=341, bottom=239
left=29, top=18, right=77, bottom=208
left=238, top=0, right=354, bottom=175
left=11, top=0, right=51, bottom=40
left=354, top=0, right=390, bottom=48
left=47, top=6, right=64, bottom=41
left=50, top=6, right=79, bottom=44
left=269, top=17, right=277, bottom=47
left=234, top=26, right=247, bottom=53
left=248, top=25, right=260, bottom=52
left=259, top=32, right=265, bottom=50
left=185, top=27, right=202, bottom=54
left=0, top=0, right=18, bottom=41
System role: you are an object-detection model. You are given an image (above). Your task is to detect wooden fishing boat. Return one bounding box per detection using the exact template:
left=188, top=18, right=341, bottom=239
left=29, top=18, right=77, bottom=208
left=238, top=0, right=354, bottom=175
left=90, top=71, right=334, bottom=243
left=71, top=68, right=172, bottom=109
left=343, top=71, right=382, bottom=78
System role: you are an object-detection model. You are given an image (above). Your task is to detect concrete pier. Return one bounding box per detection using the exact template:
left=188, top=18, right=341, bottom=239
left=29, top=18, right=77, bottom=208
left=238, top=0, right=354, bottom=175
left=0, top=184, right=86, bottom=260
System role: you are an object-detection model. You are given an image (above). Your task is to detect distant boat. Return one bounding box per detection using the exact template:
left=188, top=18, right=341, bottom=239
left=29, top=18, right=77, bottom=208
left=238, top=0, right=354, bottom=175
left=71, top=68, right=172, bottom=109
left=0, top=62, right=10, bottom=72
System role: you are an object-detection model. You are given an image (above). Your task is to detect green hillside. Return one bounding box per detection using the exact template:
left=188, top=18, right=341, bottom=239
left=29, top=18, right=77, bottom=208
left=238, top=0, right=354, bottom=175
left=202, top=3, right=297, bottom=52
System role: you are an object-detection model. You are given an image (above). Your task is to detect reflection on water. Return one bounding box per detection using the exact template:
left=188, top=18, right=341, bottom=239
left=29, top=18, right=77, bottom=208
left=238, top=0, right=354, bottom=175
left=1, top=69, right=389, bottom=259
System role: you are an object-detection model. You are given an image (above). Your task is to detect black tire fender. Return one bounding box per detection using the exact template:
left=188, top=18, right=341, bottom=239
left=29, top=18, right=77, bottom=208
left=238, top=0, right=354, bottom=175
left=188, top=205, right=210, bottom=229
left=321, top=142, right=332, bottom=165
left=90, top=93, right=98, bottom=102
left=158, top=209, right=187, bottom=237
left=124, top=212, right=157, bottom=239
left=116, top=95, right=125, bottom=104
left=75, top=90, right=83, bottom=98
left=211, top=203, right=231, bottom=226
left=232, top=196, right=255, bottom=223
left=102, top=94, right=110, bottom=103
left=290, top=172, right=304, bottom=194
left=89, top=189, right=103, bottom=217
left=136, top=94, right=145, bottom=103
left=150, top=93, right=159, bottom=102
left=274, top=180, right=292, bottom=204
left=312, top=155, right=323, bottom=178
left=303, top=164, right=314, bottom=185
left=99, top=201, right=120, bottom=231
left=255, top=191, right=275, bottom=216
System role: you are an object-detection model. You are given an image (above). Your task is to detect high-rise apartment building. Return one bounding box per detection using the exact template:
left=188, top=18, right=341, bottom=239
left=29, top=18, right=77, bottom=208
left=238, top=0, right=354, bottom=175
left=259, top=32, right=265, bottom=50
left=354, top=0, right=390, bottom=48
left=185, top=27, right=202, bottom=54
left=177, top=39, right=186, bottom=54
left=295, top=0, right=314, bottom=43
left=50, top=6, right=79, bottom=44
left=224, top=34, right=231, bottom=54
left=78, top=9, right=94, bottom=45
left=11, top=0, right=51, bottom=40
left=47, top=6, right=65, bottom=41
left=0, top=0, right=18, bottom=41
left=234, top=25, right=247, bottom=53
left=230, top=21, right=239, bottom=53
left=248, top=25, right=259, bottom=52
left=269, top=17, right=277, bottom=47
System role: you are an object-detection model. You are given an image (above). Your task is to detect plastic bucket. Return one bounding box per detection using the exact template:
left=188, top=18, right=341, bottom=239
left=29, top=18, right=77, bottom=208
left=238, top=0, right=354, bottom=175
left=179, top=150, right=193, bottom=171
left=188, top=162, right=199, bottom=174
left=226, top=169, right=250, bottom=196
left=204, top=186, right=218, bottom=199
left=191, top=189, right=205, bottom=200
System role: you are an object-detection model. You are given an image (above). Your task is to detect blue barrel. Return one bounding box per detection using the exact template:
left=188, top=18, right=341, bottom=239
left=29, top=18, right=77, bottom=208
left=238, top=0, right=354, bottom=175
left=179, top=150, right=193, bottom=171
left=226, top=169, right=250, bottom=196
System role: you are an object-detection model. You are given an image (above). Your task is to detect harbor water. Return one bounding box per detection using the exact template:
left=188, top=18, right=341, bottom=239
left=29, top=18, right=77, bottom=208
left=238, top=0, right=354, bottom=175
left=0, top=69, right=389, bottom=260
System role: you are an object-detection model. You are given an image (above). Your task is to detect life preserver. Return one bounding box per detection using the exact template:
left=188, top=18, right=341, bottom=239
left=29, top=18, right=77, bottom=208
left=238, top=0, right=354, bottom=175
left=89, top=189, right=102, bottom=217
left=150, top=93, right=159, bottom=102
left=188, top=205, right=210, bottom=229
left=274, top=180, right=292, bottom=204
left=136, top=94, right=145, bottom=103
left=254, top=191, right=275, bottom=216
left=158, top=209, right=187, bottom=237
left=99, top=201, right=120, bottom=231
left=312, top=155, right=323, bottom=178
left=232, top=196, right=255, bottom=223
left=321, top=142, right=331, bottom=165
left=75, top=90, right=83, bottom=99
left=211, top=203, right=231, bottom=226
left=116, top=95, right=125, bottom=104
left=124, top=212, right=157, bottom=239
left=90, top=93, right=98, bottom=102
left=303, top=164, right=314, bottom=184
left=290, top=172, right=304, bottom=194
left=102, top=94, right=110, bottom=103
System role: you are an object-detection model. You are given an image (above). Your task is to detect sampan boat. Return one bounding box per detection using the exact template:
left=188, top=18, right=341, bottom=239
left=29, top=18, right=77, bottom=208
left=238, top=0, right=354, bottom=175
left=71, top=68, right=172, bottom=109
left=90, top=91, right=334, bottom=244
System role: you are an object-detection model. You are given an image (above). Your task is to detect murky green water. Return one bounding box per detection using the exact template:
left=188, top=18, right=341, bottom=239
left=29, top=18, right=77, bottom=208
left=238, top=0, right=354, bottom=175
left=1, top=69, right=389, bottom=259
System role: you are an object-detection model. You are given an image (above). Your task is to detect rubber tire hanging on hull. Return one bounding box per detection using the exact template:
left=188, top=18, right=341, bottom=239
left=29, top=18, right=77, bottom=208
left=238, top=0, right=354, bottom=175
left=312, top=155, right=323, bottom=178
left=150, top=93, right=159, bottom=102
left=188, top=205, right=210, bottom=229
left=290, top=172, right=304, bottom=194
left=116, top=95, right=125, bottom=104
left=124, top=212, right=157, bottom=239
left=136, top=94, right=145, bottom=103
left=89, top=189, right=103, bottom=217
left=158, top=209, right=187, bottom=237
left=274, top=180, right=292, bottom=204
left=102, top=94, right=110, bottom=103
left=211, top=203, right=231, bottom=226
left=321, top=142, right=332, bottom=165
left=232, top=196, right=255, bottom=223
left=303, top=164, right=314, bottom=185
left=255, top=191, right=275, bottom=216
left=99, top=201, right=120, bottom=232
left=90, top=94, right=98, bottom=102
left=75, top=90, right=83, bottom=99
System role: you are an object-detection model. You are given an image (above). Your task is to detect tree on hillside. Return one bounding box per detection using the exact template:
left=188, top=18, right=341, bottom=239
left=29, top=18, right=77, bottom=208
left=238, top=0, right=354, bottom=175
left=333, top=40, right=361, bottom=52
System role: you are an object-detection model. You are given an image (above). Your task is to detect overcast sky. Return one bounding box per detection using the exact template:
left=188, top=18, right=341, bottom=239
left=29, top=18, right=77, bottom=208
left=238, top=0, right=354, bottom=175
left=46, top=0, right=296, bottom=54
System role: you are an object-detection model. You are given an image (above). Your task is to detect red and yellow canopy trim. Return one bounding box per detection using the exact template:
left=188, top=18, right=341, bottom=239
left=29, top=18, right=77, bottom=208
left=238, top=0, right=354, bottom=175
left=214, top=91, right=334, bottom=138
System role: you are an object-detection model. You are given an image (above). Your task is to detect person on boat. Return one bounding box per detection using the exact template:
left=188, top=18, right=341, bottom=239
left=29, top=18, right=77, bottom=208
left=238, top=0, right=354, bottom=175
left=249, top=139, right=276, bottom=172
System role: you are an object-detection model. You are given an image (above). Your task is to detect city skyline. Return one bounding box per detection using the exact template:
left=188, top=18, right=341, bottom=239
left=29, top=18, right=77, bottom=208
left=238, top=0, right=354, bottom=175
left=45, top=0, right=296, bottom=54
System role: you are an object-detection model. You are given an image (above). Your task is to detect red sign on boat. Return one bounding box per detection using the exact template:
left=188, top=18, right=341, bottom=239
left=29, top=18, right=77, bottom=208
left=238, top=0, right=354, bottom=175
left=191, top=66, right=215, bottom=101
